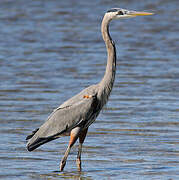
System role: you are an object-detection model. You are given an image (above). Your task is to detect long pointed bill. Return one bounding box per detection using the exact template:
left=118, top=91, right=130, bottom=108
left=128, top=11, right=154, bottom=16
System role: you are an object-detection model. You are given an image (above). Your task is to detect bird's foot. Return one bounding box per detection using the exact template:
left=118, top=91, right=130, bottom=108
left=76, top=158, right=81, bottom=171
left=60, top=160, right=66, bottom=171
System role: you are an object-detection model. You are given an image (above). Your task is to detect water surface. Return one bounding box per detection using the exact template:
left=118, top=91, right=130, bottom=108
left=0, top=0, right=179, bottom=179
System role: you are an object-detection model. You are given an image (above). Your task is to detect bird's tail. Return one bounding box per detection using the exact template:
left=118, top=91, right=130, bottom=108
left=26, top=136, right=57, bottom=151
left=26, top=128, right=58, bottom=151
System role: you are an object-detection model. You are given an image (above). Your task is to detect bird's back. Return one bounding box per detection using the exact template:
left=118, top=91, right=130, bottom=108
left=59, top=84, right=99, bottom=108
left=26, top=84, right=100, bottom=151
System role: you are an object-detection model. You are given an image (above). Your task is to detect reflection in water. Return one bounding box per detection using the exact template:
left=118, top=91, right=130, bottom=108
left=38, top=171, right=92, bottom=180
left=0, top=0, right=179, bottom=179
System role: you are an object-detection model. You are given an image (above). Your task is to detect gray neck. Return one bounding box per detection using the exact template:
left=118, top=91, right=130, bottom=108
left=98, top=14, right=116, bottom=106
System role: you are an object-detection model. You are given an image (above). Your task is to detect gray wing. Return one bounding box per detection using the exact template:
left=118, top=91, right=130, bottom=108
left=59, top=84, right=99, bottom=108
left=26, top=85, right=99, bottom=151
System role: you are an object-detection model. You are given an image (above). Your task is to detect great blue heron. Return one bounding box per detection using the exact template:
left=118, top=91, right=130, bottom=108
left=26, top=8, right=153, bottom=171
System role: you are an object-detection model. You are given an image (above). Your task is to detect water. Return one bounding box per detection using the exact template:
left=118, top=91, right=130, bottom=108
left=0, top=0, right=179, bottom=179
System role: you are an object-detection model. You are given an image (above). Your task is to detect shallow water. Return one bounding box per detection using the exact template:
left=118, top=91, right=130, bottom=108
left=0, top=0, right=179, bottom=179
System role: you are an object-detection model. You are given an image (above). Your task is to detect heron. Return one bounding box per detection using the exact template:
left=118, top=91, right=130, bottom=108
left=26, top=8, right=153, bottom=171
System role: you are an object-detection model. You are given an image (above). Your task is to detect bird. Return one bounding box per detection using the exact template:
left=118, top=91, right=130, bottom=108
left=26, top=8, right=153, bottom=171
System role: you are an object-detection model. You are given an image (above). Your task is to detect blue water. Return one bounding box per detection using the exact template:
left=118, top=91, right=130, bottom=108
left=0, top=0, right=179, bottom=179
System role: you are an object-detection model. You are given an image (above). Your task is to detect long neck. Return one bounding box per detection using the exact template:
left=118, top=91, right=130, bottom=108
left=98, top=15, right=116, bottom=105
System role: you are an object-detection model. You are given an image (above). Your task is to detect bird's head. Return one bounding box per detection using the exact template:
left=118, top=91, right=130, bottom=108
left=106, top=8, right=153, bottom=20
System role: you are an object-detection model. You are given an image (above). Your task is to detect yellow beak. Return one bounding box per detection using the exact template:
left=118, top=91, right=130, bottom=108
left=128, top=11, right=154, bottom=16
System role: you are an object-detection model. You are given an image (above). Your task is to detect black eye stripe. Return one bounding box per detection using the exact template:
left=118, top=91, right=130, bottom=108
left=107, top=9, right=118, bottom=13
left=117, top=11, right=124, bottom=15
left=107, top=9, right=124, bottom=15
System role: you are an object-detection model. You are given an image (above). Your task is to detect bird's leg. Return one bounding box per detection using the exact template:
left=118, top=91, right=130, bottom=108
left=60, top=127, right=81, bottom=171
left=76, top=128, right=88, bottom=171
left=59, top=145, right=70, bottom=171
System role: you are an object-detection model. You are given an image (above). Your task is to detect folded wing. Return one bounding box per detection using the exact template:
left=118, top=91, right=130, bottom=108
left=26, top=94, right=98, bottom=151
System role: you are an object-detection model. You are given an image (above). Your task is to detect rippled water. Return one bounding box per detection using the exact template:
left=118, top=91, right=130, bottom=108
left=0, top=0, right=179, bottom=179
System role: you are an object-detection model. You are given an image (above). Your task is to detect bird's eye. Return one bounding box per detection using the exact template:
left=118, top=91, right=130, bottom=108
left=117, top=11, right=124, bottom=15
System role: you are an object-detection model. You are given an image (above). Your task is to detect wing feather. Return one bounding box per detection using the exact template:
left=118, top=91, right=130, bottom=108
left=26, top=94, right=98, bottom=151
